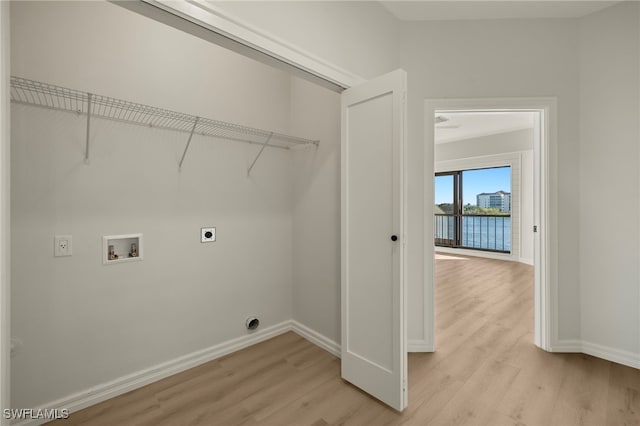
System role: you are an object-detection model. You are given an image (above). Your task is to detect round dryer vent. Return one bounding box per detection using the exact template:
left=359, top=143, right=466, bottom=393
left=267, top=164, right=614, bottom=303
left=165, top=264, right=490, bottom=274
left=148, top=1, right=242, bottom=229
left=246, top=317, right=260, bottom=331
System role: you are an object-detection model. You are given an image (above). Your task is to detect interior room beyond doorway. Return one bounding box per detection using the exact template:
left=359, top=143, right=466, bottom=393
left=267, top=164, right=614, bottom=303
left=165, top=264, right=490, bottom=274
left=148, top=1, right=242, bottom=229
left=427, top=102, right=552, bottom=353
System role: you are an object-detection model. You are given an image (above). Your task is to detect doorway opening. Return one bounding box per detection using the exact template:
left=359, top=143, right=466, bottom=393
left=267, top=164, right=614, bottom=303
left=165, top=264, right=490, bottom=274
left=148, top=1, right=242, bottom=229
left=425, top=99, right=556, bottom=352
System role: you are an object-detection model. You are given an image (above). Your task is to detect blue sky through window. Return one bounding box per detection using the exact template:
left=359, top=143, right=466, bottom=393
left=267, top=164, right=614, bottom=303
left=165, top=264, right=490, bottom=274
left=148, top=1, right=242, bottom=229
left=435, top=167, right=511, bottom=205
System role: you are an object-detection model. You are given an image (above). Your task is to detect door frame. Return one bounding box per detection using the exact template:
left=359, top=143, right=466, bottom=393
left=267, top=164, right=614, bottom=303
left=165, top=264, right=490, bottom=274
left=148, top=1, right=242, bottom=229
left=424, top=98, right=558, bottom=352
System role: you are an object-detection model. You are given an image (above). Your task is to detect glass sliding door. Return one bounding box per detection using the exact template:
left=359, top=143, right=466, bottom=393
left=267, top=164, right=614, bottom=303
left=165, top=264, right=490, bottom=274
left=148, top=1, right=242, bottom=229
left=435, top=166, right=511, bottom=253
left=434, top=172, right=459, bottom=247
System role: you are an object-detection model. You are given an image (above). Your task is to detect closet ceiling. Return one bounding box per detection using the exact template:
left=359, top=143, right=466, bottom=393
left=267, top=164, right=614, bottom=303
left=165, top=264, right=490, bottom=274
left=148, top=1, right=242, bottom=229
left=380, top=1, right=619, bottom=21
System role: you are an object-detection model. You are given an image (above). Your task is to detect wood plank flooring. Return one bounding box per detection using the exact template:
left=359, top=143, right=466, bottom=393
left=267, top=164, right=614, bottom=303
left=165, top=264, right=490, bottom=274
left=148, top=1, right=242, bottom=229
left=51, top=254, right=640, bottom=425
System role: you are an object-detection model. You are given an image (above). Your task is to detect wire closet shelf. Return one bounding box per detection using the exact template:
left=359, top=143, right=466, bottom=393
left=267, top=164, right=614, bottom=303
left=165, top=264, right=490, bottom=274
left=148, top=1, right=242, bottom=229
left=10, top=76, right=319, bottom=171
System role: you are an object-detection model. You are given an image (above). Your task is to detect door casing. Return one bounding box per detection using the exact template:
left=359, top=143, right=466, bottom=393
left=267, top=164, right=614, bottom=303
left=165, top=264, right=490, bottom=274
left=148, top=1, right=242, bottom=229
left=423, top=98, right=557, bottom=352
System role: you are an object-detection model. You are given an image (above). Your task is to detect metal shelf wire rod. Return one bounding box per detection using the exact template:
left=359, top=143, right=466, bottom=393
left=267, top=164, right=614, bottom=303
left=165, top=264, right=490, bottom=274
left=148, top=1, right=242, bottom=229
left=10, top=76, right=320, bottom=166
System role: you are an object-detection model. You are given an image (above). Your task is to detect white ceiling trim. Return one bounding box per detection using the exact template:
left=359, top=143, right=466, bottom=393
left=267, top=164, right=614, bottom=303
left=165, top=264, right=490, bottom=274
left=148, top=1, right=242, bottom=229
left=380, top=1, right=620, bottom=21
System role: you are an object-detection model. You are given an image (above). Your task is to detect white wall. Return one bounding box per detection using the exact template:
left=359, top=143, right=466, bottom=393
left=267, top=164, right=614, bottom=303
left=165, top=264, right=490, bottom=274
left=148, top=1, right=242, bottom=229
left=400, top=18, right=581, bottom=344
left=579, top=1, right=640, bottom=359
left=203, top=2, right=640, bottom=357
left=212, top=1, right=400, bottom=81
left=141, top=0, right=640, bottom=368
left=204, top=2, right=582, bottom=350
left=1, top=1, right=11, bottom=423
left=11, top=1, right=291, bottom=133
left=11, top=1, right=295, bottom=409
left=259, top=0, right=638, bottom=365
left=435, top=129, right=534, bottom=264
left=435, top=128, right=532, bottom=161
left=202, top=1, right=399, bottom=346
left=290, top=78, right=341, bottom=344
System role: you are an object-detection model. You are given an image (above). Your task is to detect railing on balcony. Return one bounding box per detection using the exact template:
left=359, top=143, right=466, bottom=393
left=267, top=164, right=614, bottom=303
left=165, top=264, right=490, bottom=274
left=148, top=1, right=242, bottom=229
left=434, top=214, right=511, bottom=253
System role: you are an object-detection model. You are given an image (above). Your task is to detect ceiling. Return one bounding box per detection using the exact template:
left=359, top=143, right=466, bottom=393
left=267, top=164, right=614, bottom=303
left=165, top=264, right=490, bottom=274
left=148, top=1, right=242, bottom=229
left=380, top=1, right=619, bottom=21
left=434, top=111, right=535, bottom=143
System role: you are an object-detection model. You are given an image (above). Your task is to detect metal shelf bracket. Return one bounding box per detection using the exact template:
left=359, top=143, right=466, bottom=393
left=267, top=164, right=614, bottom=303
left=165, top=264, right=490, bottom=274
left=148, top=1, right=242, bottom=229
left=178, top=117, right=199, bottom=171
left=84, top=93, right=92, bottom=164
left=247, top=132, right=274, bottom=176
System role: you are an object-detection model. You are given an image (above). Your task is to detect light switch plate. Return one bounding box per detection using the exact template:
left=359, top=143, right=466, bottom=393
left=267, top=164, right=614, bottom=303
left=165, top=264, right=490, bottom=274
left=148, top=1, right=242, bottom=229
left=201, top=227, right=216, bottom=243
left=54, top=235, right=72, bottom=257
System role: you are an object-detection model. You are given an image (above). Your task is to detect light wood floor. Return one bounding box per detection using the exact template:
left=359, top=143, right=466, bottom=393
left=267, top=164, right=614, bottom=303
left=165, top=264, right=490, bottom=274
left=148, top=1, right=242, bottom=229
left=51, top=254, right=640, bottom=426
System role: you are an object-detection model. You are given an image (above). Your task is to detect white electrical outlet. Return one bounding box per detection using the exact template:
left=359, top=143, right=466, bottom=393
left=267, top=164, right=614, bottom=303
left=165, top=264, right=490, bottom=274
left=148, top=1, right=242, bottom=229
left=201, top=227, right=216, bottom=243
left=54, top=235, right=72, bottom=257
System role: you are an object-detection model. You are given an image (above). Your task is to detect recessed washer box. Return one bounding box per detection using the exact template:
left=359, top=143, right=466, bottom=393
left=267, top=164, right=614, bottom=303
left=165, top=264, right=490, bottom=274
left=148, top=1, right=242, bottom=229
left=201, top=227, right=216, bottom=243
left=103, top=233, right=143, bottom=265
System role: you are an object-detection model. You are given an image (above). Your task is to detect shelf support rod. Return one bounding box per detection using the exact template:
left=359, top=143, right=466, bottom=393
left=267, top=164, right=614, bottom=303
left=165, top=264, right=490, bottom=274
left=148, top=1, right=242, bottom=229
left=247, top=132, right=274, bottom=176
left=84, top=93, right=92, bottom=164
left=179, top=117, right=199, bottom=171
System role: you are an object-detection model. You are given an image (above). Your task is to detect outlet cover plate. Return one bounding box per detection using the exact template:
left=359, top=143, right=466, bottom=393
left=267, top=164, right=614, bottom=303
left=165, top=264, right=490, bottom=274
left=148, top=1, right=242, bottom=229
left=54, top=235, right=72, bottom=257
left=201, top=227, right=216, bottom=243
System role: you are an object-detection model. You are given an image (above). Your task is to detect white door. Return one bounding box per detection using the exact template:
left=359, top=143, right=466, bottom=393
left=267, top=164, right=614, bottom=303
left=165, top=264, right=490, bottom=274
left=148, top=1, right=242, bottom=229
left=341, top=69, right=407, bottom=411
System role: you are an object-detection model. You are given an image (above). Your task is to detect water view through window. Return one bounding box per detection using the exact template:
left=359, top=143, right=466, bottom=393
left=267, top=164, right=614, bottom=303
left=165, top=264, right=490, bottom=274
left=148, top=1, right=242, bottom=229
left=435, top=166, right=511, bottom=253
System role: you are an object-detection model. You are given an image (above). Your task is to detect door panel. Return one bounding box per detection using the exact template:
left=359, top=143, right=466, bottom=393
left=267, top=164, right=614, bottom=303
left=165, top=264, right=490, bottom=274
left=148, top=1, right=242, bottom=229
left=341, top=69, right=407, bottom=411
left=346, top=92, right=394, bottom=371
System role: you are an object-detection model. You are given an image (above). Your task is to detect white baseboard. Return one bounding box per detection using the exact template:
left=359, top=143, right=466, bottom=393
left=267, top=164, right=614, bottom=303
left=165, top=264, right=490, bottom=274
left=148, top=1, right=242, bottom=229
left=435, top=247, right=516, bottom=262
left=551, top=339, right=640, bottom=370
left=581, top=340, right=640, bottom=370
left=290, top=322, right=437, bottom=354
left=519, top=257, right=534, bottom=265
left=290, top=320, right=340, bottom=358
left=408, top=339, right=435, bottom=352
left=12, top=321, right=293, bottom=426
left=550, top=339, right=582, bottom=352
left=289, top=321, right=440, bottom=355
